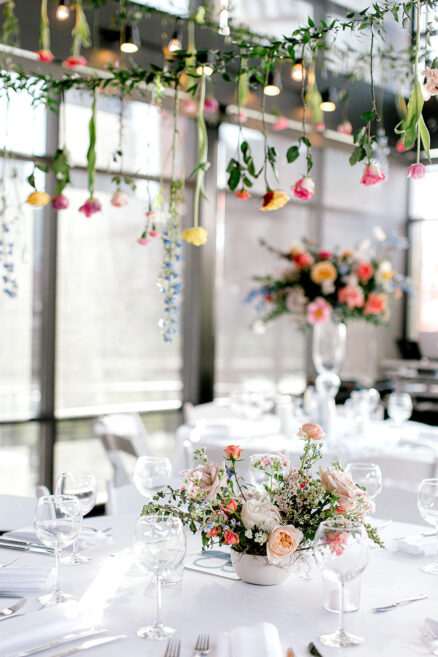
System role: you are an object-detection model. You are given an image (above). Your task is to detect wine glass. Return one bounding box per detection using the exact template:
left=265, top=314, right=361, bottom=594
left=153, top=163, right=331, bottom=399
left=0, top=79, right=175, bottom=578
left=345, top=462, right=382, bottom=514
left=387, top=392, right=413, bottom=427
left=55, top=472, right=97, bottom=565
left=313, top=521, right=369, bottom=647
left=417, top=479, right=438, bottom=574
left=134, top=515, right=186, bottom=640
left=134, top=456, right=172, bottom=500
left=34, top=495, right=82, bottom=606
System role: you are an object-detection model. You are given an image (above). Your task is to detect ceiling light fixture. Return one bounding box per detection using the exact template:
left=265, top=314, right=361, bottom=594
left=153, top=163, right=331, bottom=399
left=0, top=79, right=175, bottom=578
left=264, top=71, right=281, bottom=96
left=120, top=24, right=140, bottom=54
left=196, top=52, right=214, bottom=76
left=291, top=59, right=304, bottom=82
left=56, top=0, right=70, bottom=21
left=320, top=88, right=337, bottom=112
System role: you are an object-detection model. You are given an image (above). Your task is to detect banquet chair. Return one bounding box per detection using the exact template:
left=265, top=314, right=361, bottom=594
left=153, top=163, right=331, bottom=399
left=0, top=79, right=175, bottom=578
left=0, top=495, right=36, bottom=532
left=94, top=413, right=150, bottom=487
left=105, top=482, right=144, bottom=516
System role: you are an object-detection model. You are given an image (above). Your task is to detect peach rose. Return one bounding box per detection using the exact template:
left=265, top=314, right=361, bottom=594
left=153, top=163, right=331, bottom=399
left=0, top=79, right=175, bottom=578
left=186, top=462, right=227, bottom=500
left=241, top=500, right=281, bottom=530
left=267, top=525, right=303, bottom=564
left=293, top=252, right=314, bottom=269
left=224, top=445, right=242, bottom=459
left=224, top=530, right=239, bottom=545
left=338, top=285, right=364, bottom=309
left=319, top=466, right=357, bottom=511
left=221, top=498, right=238, bottom=514
left=297, top=423, right=326, bottom=441
left=364, top=292, right=387, bottom=315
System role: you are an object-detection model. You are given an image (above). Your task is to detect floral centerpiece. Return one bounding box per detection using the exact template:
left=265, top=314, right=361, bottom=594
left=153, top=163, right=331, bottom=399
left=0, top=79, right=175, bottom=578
left=143, top=423, right=382, bottom=585
left=247, top=229, right=411, bottom=329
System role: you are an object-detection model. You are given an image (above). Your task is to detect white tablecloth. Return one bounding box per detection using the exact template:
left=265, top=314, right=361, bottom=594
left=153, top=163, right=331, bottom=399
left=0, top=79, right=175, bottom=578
left=0, top=515, right=437, bottom=657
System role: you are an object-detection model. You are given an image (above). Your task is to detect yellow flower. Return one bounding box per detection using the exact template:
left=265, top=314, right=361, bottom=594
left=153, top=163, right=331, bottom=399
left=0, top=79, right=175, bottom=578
left=310, top=260, right=338, bottom=284
left=26, top=191, right=51, bottom=207
left=260, top=189, right=290, bottom=211
left=182, top=226, right=208, bottom=246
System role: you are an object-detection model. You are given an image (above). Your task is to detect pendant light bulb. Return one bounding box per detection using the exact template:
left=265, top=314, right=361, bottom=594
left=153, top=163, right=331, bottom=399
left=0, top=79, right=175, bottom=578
left=56, top=0, right=70, bottom=21
left=120, top=24, right=140, bottom=54
left=291, top=59, right=304, bottom=82
left=320, top=89, right=337, bottom=112
left=264, top=71, right=281, bottom=96
left=168, top=30, right=182, bottom=53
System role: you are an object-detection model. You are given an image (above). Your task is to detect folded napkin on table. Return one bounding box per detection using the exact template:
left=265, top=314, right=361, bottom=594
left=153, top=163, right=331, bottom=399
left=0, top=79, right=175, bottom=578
left=216, top=622, right=283, bottom=657
left=0, top=567, right=54, bottom=594
left=395, top=535, right=436, bottom=557
left=0, top=601, right=95, bottom=654
left=4, top=527, right=110, bottom=551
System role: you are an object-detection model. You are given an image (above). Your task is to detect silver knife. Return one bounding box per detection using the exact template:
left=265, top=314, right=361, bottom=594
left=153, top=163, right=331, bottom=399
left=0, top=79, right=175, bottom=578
left=5, top=629, right=108, bottom=657
left=372, top=593, right=428, bottom=613
left=0, top=537, right=54, bottom=551
left=0, top=543, right=54, bottom=555
left=47, top=634, right=126, bottom=657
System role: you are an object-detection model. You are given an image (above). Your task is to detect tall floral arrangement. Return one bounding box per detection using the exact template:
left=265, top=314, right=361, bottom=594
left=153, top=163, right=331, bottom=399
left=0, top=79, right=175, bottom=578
left=143, top=423, right=381, bottom=563
left=247, top=229, right=410, bottom=329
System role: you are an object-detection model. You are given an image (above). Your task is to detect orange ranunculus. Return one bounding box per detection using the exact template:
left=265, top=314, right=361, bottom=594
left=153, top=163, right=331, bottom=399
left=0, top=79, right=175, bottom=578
left=310, top=260, right=337, bottom=285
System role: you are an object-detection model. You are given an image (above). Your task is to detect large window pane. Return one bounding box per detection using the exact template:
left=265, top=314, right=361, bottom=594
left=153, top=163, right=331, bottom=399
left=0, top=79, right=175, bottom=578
left=0, top=423, right=39, bottom=495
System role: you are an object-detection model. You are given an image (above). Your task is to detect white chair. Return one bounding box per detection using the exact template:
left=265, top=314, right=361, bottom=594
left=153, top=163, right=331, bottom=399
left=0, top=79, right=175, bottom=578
left=0, top=495, right=37, bottom=532
left=94, top=413, right=150, bottom=487
left=105, top=482, right=145, bottom=516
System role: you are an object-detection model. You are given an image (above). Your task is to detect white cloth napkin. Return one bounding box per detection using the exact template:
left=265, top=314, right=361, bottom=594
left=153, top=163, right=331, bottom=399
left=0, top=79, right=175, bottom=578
left=0, top=567, right=54, bottom=594
left=396, top=534, right=436, bottom=557
left=0, top=601, right=94, bottom=654
left=5, top=527, right=110, bottom=551
left=216, top=622, right=283, bottom=657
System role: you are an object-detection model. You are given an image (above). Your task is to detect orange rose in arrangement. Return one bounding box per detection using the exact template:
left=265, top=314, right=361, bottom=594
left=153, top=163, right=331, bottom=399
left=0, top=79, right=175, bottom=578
left=221, top=498, right=238, bottom=514
left=364, top=292, right=387, bottom=315
left=267, top=525, right=303, bottom=564
left=224, top=445, right=242, bottom=459
left=294, top=252, right=314, bottom=269
left=260, top=189, right=290, bottom=211
left=224, top=530, right=239, bottom=545
left=310, top=260, right=337, bottom=285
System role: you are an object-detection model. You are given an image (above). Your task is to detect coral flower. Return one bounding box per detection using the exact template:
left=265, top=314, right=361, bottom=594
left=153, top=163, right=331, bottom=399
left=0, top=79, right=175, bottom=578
left=337, top=120, right=352, bottom=135
left=204, top=97, right=219, bottom=113
left=149, top=229, right=160, bottom=238
left=137, top=233, right=151, bottom=245
left=79, top=197, right=101, bottom=217
left=235, top=189, right=251, bottom=200
left=223, top=530, right=239, bottom=546
left=63, top=55, right=88, bottom=68
left=338, top=285, right=364, bottom=309
left=26, top=191, right=51, bottom=207
left=221, top=498, right=238, bottom=514
left=297, top=423, right=326, bottom=441
left=206, top=526, right=221, bottom=538
left=293, top=252, right=313, bottom=269
left=260, top=189, right=290, bottom=212
left=292, top=177, right=315, bottom=200
left=310, top=260, right=337, bottom=285
left=111, top=190, right=128, bottom=207
left=357, top=261, right=373, bottom=282
left=51, top=194, right=69, bottom=210
left=407, top=163, right=426, bottom=180
left=182, top=226, right=208, bottom=246
left=307, top=297, right=331, bottom=325
left=267, top=525, right=303, bottom=565
left=35, top=50, right=54, bottom=62
left=364, top=292, right=387, bottom=315
left=224, top=445, right=242, bottom=460
left=273, top=115, right=289, bottom=131
left=360, top=163, right=385, bottom=186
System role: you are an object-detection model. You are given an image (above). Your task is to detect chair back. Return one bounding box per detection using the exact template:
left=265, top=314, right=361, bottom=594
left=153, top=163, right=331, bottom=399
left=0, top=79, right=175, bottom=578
left=106, top=482, right=145, bottom=516
left=0, top=495, right=36, bottom=532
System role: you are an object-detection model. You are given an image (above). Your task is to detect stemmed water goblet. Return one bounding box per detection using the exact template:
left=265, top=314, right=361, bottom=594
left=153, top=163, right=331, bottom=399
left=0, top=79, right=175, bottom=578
left=418, top=478, right=438, bottom=574
left=55, top=472, right=97, bottom=565
left=34, top=495, right=82, bottom=606
left=134, top=456, right=172, bottom=501
left=387, top=392, right=413, bottom=428
left=134, top=515, right=186, bottom=640
left=345, top=462, right=382, bottom=520
left=313, top=521, right=369, bottom=647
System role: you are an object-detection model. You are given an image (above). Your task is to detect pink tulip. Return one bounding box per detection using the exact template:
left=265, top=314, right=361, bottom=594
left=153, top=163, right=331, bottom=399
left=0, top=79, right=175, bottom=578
left=292, top=177, right=315, bottom=200
left=79, top=197, right=101, bottom=217
left=307, top=297, right=331, bottom=325
left=51, top=194, right=69, bottom=210
left=111, top=190, right=128, bottom=207
left=273, top=116, right=289, bottom=131
left=360, top=163, right=386, bottom=186
left=63, top=55, right=88, bottom=68
left=407, top=163, right=426, bottom=180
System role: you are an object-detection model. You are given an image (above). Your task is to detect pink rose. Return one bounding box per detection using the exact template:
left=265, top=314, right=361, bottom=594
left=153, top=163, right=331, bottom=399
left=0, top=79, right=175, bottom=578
left=51, top=194, right=69, bottom=210
left=292, top=176, right=315, bottom=200
left=224, top=445, right=242, bottom=459
left=204, top=97, right=219, bottom=113
left=407, top=163, right=426, bottom=180
left=273, top=116, right=289, bottom=131
left=186, top=462, right=227, bottom=500
left=317, top=250, right=332, bottom=260
left=79, top=197, right=101, bottom=217
left=224, top=530, right=239, bottom=545
left=357, top=261, right=373, bottom=282
left=364, top=292, right=387, bottom=315
left=338, top=285, right=364, bottom=309
left=111, top=190, right=128, bottom=207
left=297, top=423, right=326, bottom=441
left=319, top=466, right=357, bottom=512
left=63, top=55, right=88, bottom=68
left=307, top=297, right=331, bottom=325
left=360, top=163, right=385, bottom=186
left=266, top=525, right=303, bottom=565
left=137, top=236, right=151, bottom=245
left=293, top=252, right=314, bottom=269
left=337, top=120, right=352, bottom=135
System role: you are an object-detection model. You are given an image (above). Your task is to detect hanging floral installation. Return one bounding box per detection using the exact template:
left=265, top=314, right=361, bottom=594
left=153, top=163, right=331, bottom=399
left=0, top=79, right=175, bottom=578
left=0, top=0, right=435, bottom=338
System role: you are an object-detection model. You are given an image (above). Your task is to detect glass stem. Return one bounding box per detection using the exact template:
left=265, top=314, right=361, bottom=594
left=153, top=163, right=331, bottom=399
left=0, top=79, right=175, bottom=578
left=435, top=526, right=438, bottom=565
left=72, top=537, right=78, bottom=558
left=54, top=546, right=61, bottom=597
left=154, top=575, right=162, bottom=628
left=338, top=579, right=345, bottom=637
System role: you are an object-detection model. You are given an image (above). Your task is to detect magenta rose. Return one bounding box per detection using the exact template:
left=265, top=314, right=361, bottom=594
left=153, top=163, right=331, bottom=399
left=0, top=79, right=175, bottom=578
left=79, top=197, right=101, bottom=217
left=51, top=194, right=69, bottom=210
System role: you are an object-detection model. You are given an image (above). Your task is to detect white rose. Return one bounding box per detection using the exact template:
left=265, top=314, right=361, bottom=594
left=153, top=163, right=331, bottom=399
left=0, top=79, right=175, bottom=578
left=241, top=499, right=281, bottom=531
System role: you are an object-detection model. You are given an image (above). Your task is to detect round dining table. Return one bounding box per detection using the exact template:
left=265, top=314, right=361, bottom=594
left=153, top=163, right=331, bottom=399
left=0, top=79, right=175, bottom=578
left=0, top=514, right=436, bottom=657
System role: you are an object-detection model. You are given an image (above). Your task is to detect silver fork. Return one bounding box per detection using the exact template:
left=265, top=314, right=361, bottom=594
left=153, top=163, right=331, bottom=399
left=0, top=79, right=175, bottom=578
left=0, top=597, right=27, bottom=618
left=194, top=634, right=210, bottom=655
left=164, top=637, right=181, bottom=657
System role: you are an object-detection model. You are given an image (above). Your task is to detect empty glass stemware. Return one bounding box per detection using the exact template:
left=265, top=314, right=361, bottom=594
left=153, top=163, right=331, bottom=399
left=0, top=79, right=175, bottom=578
left=55, top=472, right=97, bottom=565
left=418, top=478, right=438, bottom=575
left=313, top=521, right=369, bottom=647
left=134, top=515, right=186, bottom=640
left=345, top=462, right=382, bottom=516
left=387, top=392, right=413, bottom=427
left=34, top=495, right=82, bottom=606
left=134, top=456, right=172, bottom=500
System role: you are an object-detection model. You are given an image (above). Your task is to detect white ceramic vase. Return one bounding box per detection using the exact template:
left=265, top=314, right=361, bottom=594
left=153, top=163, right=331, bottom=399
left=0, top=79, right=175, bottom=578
left=230, top=550, right=294, bottom=586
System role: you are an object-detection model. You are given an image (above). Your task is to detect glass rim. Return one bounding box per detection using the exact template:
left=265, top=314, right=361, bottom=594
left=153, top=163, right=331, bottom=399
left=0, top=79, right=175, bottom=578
left=346, top=462, right=380, bottom=469
left=37, top=493, right=81, bottom=504
left=419, top=478, right=438, bottom=485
